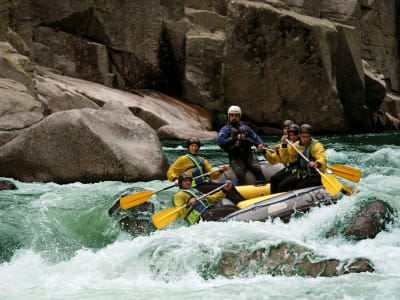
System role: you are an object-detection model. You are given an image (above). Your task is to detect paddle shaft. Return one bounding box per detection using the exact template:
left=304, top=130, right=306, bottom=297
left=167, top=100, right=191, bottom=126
left=285, top=139, right=324, bottom=176
left=150, top=169, right=224, bottom=196
left=119, top=167, right=226, bottom=209
left=285, top=139, right=342, bottom=196
left=158, top=168, right=225, bottom=193
left=160, top=167, right=225, bottom=194
left=183, top=182, right=229, bottom=207
left=152, top=183, right=229, bottom=229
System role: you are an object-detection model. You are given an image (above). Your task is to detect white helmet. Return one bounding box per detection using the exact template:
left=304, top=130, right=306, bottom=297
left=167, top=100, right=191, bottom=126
left=227, top=105, right=242, bottom=117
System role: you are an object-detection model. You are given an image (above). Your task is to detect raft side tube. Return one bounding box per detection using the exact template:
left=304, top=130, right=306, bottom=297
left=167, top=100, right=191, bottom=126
left=220, top=186, right=339, bottom=222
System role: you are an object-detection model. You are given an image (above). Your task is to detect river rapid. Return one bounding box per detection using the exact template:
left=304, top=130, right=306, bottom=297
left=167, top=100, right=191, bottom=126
left=1, top=133, right=399, bottom=300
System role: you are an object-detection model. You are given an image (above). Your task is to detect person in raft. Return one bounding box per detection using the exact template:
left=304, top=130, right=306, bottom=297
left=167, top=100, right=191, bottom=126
left=167, top=137, right=244, bottom=203
left=277, top=124, right=327, bottom=192
left=217, top=105, right=267, bottom=185
left=173, top=172, right=238, bottom=224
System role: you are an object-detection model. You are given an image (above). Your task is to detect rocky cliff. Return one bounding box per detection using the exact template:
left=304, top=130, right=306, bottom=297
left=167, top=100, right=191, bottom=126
left=1, top=0, right=399, bottom=182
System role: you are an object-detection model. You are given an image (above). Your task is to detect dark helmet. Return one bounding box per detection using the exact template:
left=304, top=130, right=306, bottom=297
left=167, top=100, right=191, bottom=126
left=282, top=119, right=294, bottom=129
left=186, top=138, right=201, bottom=149
left=287, top=123, right=300, bottom=134
left=178, top=172, right=193, bottom=187
left=300, top=124, right=313, bottom=134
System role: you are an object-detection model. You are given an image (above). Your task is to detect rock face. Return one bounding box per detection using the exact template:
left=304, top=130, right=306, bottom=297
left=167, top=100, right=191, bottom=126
left=224, top=2, right=357, bottom=131
left=1, top=0, right=399, bottom=133
left=1, top=0, right=400, bottom=182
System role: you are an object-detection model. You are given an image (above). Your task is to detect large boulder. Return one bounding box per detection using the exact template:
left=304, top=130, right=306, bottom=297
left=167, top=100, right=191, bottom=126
left=35, top=69, right=217, bottom=140
left=0, top=78, right=43, bottom=131
left=326, top=199, right=395, bottom=240
left=0, top=107, right=168, bottom=183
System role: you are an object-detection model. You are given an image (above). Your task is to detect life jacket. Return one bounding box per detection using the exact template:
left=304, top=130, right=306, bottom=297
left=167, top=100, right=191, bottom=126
left=228, top=124, right=254, bottom=151
left=182, top=188, right=212, bottom=224
left=186, top=154, right=210, bottom=187
left=296, top=139, right=318, bottom=178
left=284, top=161, right=298, bottom=173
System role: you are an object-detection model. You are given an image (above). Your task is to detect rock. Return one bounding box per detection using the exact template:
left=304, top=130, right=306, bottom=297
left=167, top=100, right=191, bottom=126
left=36, top=70, right=216, bottom=140
left=326, top=199, right=395, bottom=240
left=0, top=78, right=43, bottom=131
left=222, top=1, right=361, bottom=132
left=0, top=108, right=168, bottom=183
left=344, top=199, right=395, bottom=240
left=0, top=42, right=35, bottom=93
left=216, top=242, right=375, bottom=278
left=109, top=197, right=155, bottom=236
left=119, top=217, right=151, bottom=236
left=0, top=179, right=17, bottom=190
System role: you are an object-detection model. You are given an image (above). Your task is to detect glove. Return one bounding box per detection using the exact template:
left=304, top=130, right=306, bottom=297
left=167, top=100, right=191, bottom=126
left=219, top=164, right=229, bottom=173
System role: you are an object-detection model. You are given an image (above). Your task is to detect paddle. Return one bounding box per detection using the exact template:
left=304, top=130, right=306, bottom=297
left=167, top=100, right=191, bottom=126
left=285, top=139, right=342, bottom=196
left=263, top=146, right=276, bottom=153
left=327, top=164, right=361, bottom=183
left=151, top=183, right=228, bottom=229
left=119, top=168, right=225, bottom=210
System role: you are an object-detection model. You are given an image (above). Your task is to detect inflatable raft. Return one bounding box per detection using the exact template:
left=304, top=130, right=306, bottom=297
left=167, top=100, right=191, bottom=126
left=219, top=186, right=340, bottom=222
left=234, top=183, right=272, bottom=199
left=216, top=159, right=284, bottom=186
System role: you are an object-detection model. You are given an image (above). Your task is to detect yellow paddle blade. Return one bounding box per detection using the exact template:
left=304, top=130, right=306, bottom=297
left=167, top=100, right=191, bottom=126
left=237, top=192, right=287, bottom=209
left=152, top=207, right=182, bottom=229
left=328, top=164, right=361, bottom=183
left=120, top=190, right=155, bottom=210
left=321, top=173, right=343, bottom=196
left=341, top=186, right=353, bottom=196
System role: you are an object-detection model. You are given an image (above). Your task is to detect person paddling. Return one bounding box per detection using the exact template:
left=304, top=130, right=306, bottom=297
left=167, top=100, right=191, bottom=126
left=217, top=105, right=267, bottom=185
left=272, top=119, right=294, bottom=152
left=266, top=123, right=301, bottom=194
left=277, top=124, right=327, bottom=192
left=167, top=138, right=244, bottom=203
left=173, top=172, right=238, bottom=225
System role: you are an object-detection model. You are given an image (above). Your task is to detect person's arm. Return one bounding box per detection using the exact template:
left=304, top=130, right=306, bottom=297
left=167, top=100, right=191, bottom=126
left=202, top=158, right=224, bottom=180
left=243, top=125, right=264, bottom=151
left=205, top=181, right=232, bottom=204
left=310, top=142, right=327, bottom=172
left=173, top=191, right=191, bottom=218
left=167, top=156, right=191, bottom=183
left=279, top=140, right=298, bottom=164
left=217, top=126, right=236, bottom=151
left=265, top=150, right=283, bottom=164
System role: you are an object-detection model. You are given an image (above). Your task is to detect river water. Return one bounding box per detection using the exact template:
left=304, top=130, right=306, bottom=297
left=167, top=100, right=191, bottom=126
left=1, top=133, right=399, bottom=299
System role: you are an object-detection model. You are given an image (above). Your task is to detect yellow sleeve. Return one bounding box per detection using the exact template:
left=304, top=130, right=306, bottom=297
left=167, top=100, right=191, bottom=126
left=206, top=190, right=226, bottom=204
left=173, top=191, right=191, bottom=218
left=265, top=151, right=283, bottom=164
left=167, top=156, right=193, bottom=181
left=279, top=142, right=299, bottom=164
left=311, top=142, right=327, bottom=172
left=194, top=156, right=224, bottom=180
left=204, top=159, right=224, bottom=180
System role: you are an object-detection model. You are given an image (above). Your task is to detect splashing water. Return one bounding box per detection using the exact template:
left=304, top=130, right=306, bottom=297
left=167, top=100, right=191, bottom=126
left=1, top=133, right=400, bottom=299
